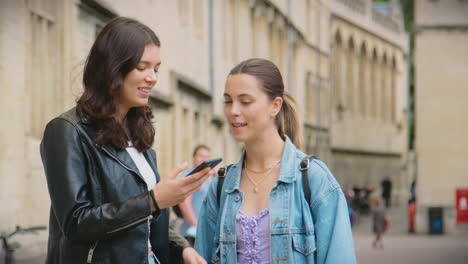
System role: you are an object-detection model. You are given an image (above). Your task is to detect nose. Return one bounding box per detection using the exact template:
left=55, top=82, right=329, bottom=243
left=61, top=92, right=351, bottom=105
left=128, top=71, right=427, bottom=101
left=229, top=102, right=241, bottom=116
left=146, top=71, right=158, bottom=83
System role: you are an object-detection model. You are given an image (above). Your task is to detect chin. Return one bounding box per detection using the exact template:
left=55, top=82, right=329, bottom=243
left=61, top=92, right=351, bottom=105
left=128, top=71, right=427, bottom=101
left=134, top=100, right=149, bottom=107
left=231, top=133, right=250, bottom=143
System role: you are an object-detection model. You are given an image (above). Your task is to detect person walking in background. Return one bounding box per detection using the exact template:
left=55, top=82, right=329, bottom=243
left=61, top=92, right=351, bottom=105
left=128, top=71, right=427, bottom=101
left=178, top=145, right=213, bottom=245
left=195, top=58, right=356, bottom=263
left=381, top=176, right=393, bottom=208
left=371, top=197, right=388, bottom=249
left=40, top=17, right=212, bottom=264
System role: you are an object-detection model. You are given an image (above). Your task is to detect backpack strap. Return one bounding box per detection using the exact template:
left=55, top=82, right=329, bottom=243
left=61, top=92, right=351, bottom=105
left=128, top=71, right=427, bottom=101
left=216, top=165, right=233, bottom=206
left=300, top=155, right=317, bottom=207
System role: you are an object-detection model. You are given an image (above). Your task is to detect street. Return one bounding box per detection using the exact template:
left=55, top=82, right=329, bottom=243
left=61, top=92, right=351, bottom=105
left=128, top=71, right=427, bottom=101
left=6, top=203, right=468, bottom=264
left=355, top=234, right=468, bottom=264
left=353, top=202, right=468, bottom=264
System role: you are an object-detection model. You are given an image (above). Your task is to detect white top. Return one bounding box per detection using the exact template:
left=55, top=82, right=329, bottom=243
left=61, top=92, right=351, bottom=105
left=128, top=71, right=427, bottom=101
left=126, top=142, right=156, bottom=190
left=126, top=142, right=156, bottom=249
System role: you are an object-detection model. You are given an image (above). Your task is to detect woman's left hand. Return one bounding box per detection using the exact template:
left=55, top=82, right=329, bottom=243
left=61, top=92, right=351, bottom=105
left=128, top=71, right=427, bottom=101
left=182, top=247, right=206, bottom=264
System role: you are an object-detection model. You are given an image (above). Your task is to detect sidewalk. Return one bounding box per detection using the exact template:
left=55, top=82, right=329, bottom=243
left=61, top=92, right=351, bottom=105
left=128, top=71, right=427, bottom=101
left=352, top=202, right=409, bottom=236
left=352, top=203, right=468, bottom=264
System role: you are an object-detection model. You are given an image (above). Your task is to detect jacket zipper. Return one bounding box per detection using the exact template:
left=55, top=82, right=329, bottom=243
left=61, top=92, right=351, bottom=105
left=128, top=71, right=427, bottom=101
left=99, top=145, right=156, bottom=260
left=107, top=214, right=153, bottom=234
left=87, top=241, right=99, bottom=263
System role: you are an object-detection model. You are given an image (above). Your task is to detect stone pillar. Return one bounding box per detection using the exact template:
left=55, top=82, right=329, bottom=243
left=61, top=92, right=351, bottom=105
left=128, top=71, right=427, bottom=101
left=340, top=45, right=348, bottom=110
left=381, top=58, right=387, bottom=122
left=358, top=47, right=367, bottom=117
left=391, top=63, right=397, bottom=123
left=346, top=44, right=354, bottom=113
left=353, top=47, right=360, bottom=115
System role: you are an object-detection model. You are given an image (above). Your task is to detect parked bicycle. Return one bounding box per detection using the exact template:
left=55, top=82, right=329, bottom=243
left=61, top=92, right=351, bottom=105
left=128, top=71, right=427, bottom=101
left=1, top=225, right=46, bottom=264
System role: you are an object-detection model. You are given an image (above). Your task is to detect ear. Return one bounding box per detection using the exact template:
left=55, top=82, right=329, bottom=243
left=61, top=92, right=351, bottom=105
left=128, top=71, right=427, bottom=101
left=271, top=96, right=283, bottom=117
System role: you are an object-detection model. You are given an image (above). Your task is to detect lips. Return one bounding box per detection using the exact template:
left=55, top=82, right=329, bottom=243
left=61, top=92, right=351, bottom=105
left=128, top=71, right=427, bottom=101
left=232, top=122, right=247, bottom=128
left=138, top=87, right=151, bottom=93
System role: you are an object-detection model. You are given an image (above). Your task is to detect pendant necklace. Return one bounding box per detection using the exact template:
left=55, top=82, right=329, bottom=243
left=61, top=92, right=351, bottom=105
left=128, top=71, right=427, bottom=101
left=244, top=160, right=281, bottom=193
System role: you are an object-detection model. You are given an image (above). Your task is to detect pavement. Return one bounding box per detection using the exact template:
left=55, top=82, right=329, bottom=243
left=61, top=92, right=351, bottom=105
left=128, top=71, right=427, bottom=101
left=352, top=202, right=468, bottom=264
left=5, top=203, right=468, bottom=264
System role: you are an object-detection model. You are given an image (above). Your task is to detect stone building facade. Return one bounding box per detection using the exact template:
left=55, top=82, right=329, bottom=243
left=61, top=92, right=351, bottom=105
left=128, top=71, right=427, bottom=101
left=414, top=0, right=468, bottom=235
left=0, top=0, right=408, bottom=258
left=329, top=0, right=408, bottom=199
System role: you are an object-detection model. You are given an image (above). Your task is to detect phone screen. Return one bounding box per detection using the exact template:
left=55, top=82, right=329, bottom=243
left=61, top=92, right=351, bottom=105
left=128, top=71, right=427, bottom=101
left=184, top=158, right=223, bottom=176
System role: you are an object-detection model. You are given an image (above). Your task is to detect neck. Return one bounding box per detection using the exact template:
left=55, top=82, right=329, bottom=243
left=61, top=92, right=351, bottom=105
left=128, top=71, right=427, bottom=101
left=244, top=129, right=285, bottom=171
left=114, top=106, right=128, bottom=124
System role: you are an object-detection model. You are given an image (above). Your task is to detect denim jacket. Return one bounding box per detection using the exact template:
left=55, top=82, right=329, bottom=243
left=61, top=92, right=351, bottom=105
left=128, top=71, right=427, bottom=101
left=195, top=137, right=357, bottom=264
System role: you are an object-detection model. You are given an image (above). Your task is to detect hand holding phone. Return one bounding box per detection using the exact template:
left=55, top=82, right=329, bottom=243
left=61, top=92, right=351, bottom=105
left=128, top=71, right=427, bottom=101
left=183, top=158, right=223, bottom=177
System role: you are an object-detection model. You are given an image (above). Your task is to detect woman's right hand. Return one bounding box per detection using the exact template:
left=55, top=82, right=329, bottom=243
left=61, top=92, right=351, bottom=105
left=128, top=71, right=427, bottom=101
left=152, top=162, right=214, bottom=209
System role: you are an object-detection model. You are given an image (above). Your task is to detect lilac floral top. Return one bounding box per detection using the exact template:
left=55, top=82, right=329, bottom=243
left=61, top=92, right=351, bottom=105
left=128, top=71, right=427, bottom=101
left=236, top=208, right=270, bottom=264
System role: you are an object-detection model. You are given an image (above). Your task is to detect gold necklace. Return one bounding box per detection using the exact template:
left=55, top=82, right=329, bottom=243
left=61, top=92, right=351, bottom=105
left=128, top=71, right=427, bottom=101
left=243, top=160, right=280, bottom=193
left=245, top=160, right=281, bottom=174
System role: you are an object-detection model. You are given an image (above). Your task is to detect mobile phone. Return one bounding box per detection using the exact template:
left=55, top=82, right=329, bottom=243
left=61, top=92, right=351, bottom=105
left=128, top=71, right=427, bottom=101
left=184, top=158, right=223, bottom=177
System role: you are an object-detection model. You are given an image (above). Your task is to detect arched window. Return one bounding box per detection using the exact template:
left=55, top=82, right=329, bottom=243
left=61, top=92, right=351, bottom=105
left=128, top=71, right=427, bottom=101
left=391, top=57, right=397, bottom=123
left=346, top=37, right=355, bottom=113
left=358, top=43, right=367, bottom=116
left=381, top=53, right=388, bottom=121
left=332, top=31, right=343, bottom=111
left=370, top=48, right=378, bottom=119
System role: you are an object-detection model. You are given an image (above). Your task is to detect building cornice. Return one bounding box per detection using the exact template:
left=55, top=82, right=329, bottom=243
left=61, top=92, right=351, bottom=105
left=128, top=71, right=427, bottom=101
left=414, top=24, right=468, bottom=33
left=331, top=146, right=401, bottom=157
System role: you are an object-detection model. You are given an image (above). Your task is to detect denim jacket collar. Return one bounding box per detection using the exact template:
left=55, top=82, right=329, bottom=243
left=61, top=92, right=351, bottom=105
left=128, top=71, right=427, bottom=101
left=224, top=136, right=298, bottom=194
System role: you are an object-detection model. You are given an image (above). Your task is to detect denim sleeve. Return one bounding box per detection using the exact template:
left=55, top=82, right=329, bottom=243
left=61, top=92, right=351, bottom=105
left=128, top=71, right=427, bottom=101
left=194, top=176, right=219, bottom=262
left=309, top=161, right=357, bottom=264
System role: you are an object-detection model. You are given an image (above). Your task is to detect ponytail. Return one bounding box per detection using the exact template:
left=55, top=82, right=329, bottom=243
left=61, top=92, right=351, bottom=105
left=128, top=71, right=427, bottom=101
left=277, top=91, right=302, bottom=149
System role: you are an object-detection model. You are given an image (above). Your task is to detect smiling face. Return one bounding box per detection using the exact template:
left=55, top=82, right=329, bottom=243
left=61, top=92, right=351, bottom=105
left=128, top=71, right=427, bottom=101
left=118, top=44, right=161, bottom=117
left=223, top=74, right=282, bottom=143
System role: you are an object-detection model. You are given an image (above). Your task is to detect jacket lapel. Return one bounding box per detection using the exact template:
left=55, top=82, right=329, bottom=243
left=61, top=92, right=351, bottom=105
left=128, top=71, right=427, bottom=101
left=144, top=150, right=161, bottom=182
left=102, top=146, right=144, bottom=181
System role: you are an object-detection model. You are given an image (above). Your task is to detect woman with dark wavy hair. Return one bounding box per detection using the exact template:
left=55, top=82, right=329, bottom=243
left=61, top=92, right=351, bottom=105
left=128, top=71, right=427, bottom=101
left=40, top=17, right=211, bottom=264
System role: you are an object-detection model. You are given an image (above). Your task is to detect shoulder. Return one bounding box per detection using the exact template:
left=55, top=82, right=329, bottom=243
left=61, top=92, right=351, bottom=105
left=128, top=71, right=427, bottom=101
left=44, top=107, right=81, bottom=132
left=299, top=154, right=341, bottom=209
left=42, top=107, right=97, bottom=149
left=44, top=111, right=80, bottom=136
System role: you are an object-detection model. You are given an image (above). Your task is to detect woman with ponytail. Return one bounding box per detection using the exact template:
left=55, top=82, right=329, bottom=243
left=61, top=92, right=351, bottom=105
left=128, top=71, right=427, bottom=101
left=195, top=58, right=356, bottom=263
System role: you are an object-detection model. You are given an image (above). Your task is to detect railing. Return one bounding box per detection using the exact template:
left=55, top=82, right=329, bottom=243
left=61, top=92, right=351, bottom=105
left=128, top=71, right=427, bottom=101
left=337, top=0, right=366, bottom=15
left=1, top=225, right=47, bottom=264
left=372, top=9, right=401, bottom=33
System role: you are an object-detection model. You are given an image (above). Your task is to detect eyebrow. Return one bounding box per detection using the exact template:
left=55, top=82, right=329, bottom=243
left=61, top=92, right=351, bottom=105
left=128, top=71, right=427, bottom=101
left=223, top=93, right=254, bottom=98
left=139, top=60, right=162, bottom=66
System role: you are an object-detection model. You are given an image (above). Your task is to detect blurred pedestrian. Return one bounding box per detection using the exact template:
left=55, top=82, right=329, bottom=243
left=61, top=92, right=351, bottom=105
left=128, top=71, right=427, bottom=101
left=410, top=179, right=417, bottom=202
left=381, top=176, right=393, bottom=208
left=371, top=197, right=387, bottom=249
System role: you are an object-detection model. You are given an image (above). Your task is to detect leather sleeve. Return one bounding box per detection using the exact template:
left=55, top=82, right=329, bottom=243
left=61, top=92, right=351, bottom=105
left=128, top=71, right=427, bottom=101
left=40, top=118, right=153, bottom=243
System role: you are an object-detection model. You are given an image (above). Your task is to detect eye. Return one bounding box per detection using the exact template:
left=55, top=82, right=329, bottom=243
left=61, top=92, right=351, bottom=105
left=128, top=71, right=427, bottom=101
left=241, top=101, right=252, bottom=105
left=223, top=100, right=232, bottom=104
left=136, top=67, right=145, bottom=72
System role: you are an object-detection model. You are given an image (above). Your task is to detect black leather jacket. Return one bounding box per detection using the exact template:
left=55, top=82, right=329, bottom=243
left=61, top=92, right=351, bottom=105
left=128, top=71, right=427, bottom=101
left=40, top=106, right=186, bottom=264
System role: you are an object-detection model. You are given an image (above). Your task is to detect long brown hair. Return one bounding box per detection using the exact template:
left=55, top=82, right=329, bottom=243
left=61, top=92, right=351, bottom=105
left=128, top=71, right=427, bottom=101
left=229, top=58, right=302, bottom=148
left=77, top=17, right=160, bottom=152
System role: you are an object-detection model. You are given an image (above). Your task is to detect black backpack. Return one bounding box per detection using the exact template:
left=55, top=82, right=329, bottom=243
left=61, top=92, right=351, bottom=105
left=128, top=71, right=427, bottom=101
left=216, top=155, right=317, bottom=207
